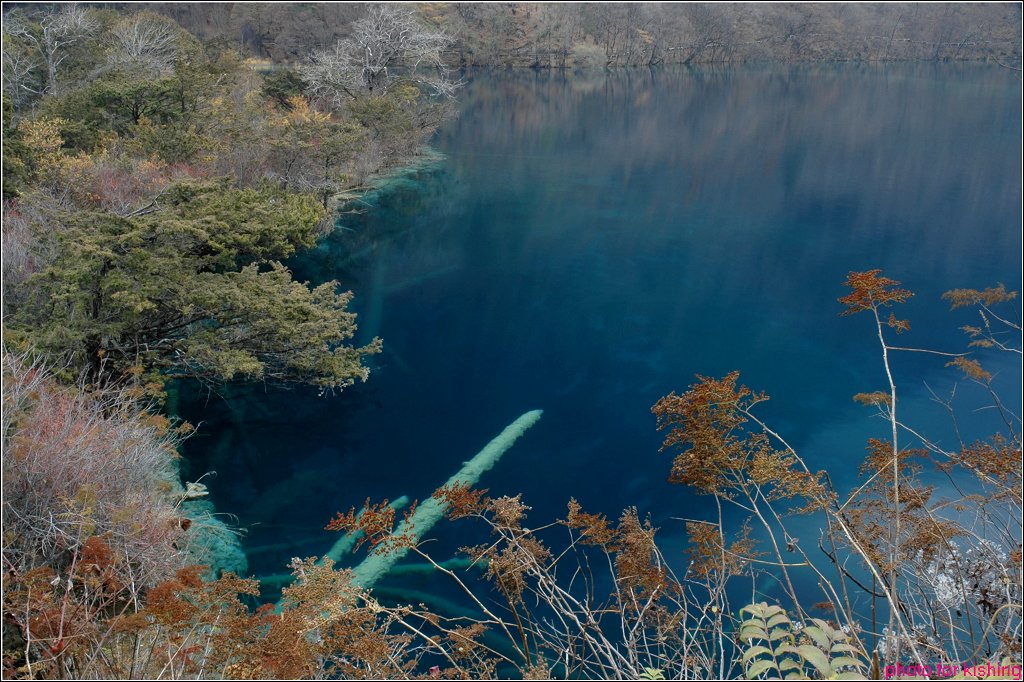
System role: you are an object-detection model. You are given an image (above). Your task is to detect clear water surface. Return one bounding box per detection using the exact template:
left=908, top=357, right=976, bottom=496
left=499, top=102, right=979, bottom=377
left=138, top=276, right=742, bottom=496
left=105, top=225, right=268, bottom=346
left=177, top=64, right=1022, bottom=597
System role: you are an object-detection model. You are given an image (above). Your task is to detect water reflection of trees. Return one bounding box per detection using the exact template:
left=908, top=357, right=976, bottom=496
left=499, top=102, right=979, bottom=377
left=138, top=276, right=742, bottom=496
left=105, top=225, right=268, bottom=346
left=445, top=65, right=1020, bottom=303
left=428, top=65, right=1020, bottom=469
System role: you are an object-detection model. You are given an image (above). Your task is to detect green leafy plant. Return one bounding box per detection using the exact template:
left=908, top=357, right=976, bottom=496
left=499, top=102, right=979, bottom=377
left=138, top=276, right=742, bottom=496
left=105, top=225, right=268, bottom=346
left=739, top=603, right=869, bottom=680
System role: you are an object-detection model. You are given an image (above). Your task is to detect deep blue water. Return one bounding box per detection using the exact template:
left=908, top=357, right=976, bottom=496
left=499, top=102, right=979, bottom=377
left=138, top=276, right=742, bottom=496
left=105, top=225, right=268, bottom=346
left=178, top=64, right=1022, bottom=596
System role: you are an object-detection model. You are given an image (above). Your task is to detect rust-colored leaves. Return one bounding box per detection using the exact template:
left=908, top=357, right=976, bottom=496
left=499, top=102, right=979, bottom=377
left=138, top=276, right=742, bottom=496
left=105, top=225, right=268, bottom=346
left=652, top=373, right=827, bottom=511
left=838, top=269, right=913, bottom=315
left=942, top=283, right=1017, bottom=309
left=326, top=498, right=397, bottom=551
left=434, top=482, right=489, bottom=519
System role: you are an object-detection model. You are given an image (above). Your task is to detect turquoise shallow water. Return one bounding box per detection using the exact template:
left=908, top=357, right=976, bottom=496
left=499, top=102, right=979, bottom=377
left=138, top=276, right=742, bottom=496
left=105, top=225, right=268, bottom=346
left=177, top=64, right=1022, bottom=594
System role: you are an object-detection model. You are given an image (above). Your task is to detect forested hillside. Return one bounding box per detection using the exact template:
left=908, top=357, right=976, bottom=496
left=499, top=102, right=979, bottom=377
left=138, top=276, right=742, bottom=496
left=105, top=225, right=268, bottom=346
left=142, top=2, right=1022, bottom=67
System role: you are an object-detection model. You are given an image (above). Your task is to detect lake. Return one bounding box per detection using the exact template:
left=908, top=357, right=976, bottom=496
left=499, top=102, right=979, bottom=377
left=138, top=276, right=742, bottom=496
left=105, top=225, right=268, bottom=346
left=177, top=64, right=1022, bottom=596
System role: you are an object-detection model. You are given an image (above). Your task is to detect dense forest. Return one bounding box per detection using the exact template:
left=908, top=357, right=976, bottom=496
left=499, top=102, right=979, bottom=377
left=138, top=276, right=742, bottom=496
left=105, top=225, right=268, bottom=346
left=139, top=3, right=1022, bottom=67
left=2, top=2, right=1022, bottom=680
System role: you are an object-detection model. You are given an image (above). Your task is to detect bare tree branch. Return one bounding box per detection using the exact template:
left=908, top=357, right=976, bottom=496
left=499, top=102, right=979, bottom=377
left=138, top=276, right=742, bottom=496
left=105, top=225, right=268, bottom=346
left=302, top=4, right=456, bottom=108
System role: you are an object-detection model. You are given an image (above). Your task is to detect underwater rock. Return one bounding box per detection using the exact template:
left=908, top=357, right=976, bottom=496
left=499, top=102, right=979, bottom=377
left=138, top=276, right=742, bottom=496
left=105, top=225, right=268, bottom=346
left=181, top=480, right=209, bottom=500
left=158, top=451, right=247, bottom=577
left=180, top=499, right=249, bottom=577
left=334, top=146, right=448, bottom=210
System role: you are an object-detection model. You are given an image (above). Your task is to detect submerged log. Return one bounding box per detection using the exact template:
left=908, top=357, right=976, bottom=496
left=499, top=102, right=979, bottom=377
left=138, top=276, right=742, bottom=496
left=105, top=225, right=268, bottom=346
left=350, top=409, right=543, bottom=589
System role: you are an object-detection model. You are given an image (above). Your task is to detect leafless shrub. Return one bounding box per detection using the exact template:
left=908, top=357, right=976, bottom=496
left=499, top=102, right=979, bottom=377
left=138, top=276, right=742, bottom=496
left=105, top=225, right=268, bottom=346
left=107, top=12, right=183, bottom=76
left=3, top=4, right=98, bottom=95
left=1, top=28, right=42, bottom=111
left=303, top=3, right=456, bottom=109
left=1, top=202, right=37, bottom=290
left=1, top=351, right=188, bottom=587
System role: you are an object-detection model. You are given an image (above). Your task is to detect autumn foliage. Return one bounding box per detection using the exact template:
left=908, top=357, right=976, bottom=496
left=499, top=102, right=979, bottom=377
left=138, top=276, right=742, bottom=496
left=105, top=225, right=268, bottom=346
left=652, top=371, right=830, bottom=511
